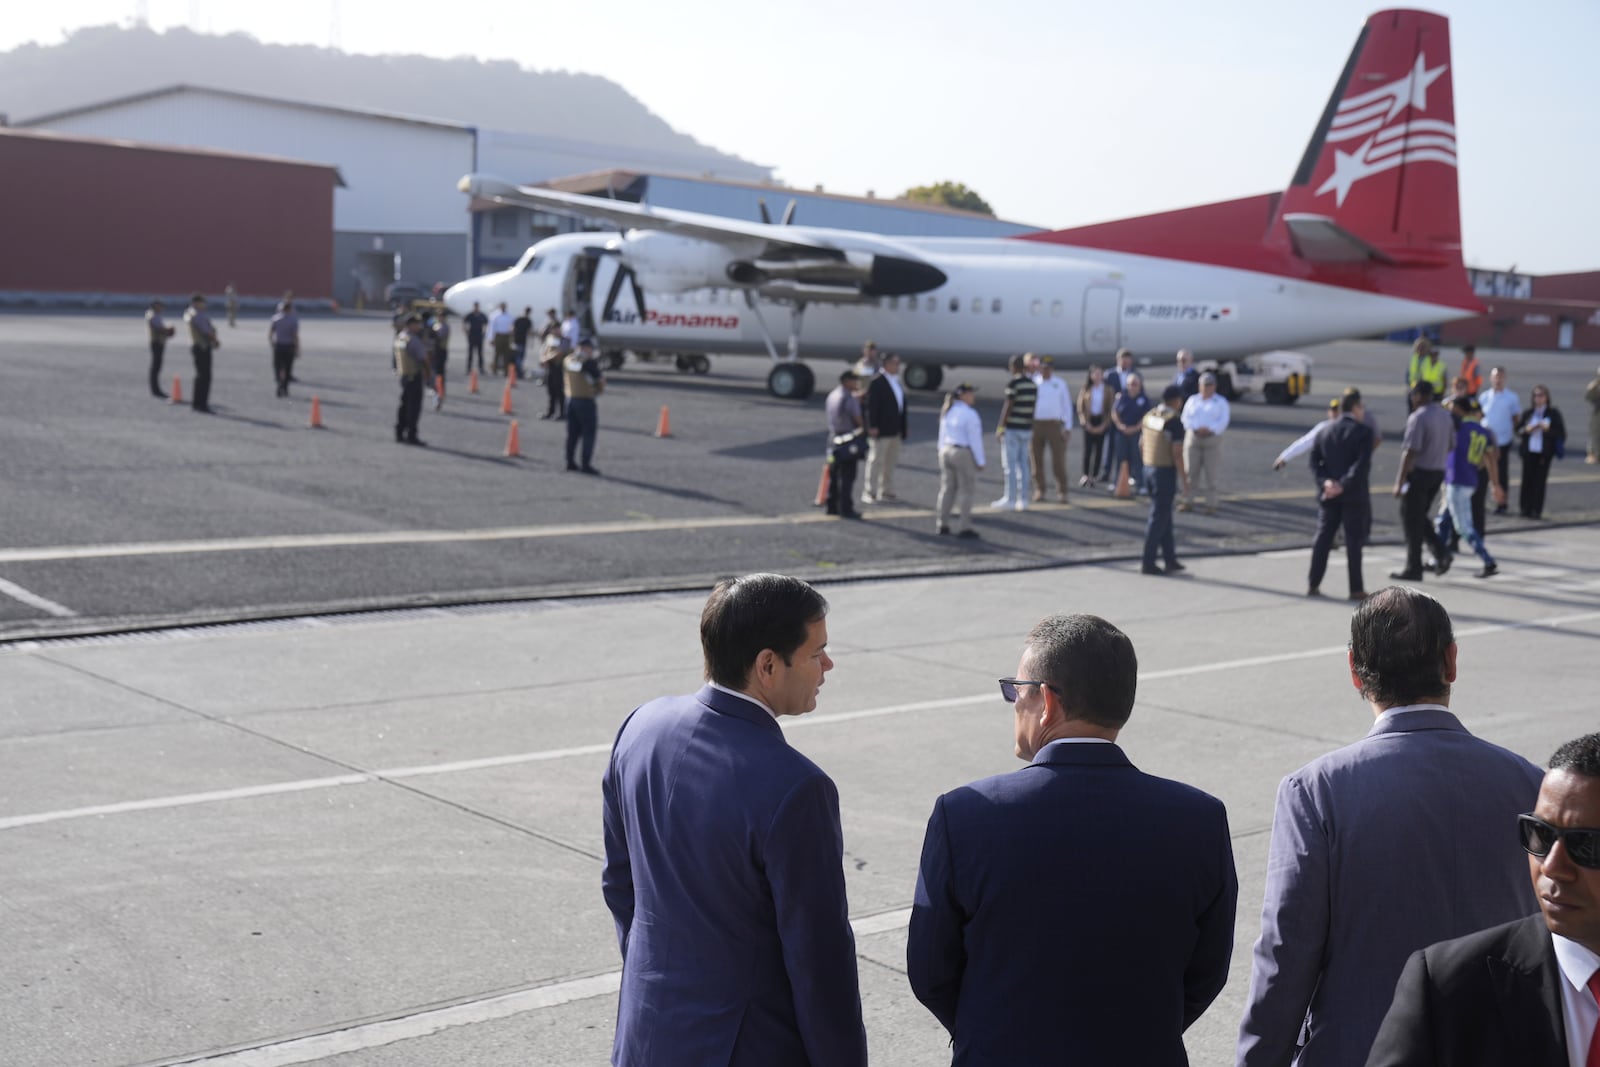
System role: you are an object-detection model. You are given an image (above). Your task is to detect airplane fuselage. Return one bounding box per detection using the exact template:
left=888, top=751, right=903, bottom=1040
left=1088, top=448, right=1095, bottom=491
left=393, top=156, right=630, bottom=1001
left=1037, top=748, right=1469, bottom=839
left=448, top=230, right=1462, bottom=376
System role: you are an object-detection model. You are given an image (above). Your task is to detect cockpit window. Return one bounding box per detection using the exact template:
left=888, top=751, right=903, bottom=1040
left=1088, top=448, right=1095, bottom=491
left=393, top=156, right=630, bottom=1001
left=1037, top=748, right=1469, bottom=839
left=520, top=255, right=542, bottom=274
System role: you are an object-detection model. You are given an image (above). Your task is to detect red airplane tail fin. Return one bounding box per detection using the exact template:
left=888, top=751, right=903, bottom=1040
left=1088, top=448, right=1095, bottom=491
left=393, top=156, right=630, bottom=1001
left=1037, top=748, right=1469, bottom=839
left=1273, top=8, right=1472, bottom=302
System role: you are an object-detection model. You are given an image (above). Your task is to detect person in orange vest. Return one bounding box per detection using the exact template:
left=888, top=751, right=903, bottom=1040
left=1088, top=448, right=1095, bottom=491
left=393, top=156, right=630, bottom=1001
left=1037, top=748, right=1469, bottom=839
left=1458, top=344, right=1483, bottom=395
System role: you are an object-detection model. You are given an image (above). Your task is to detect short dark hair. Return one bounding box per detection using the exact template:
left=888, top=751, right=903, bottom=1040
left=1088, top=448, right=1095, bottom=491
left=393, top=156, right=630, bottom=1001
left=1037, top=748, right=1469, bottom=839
left=1451, top=395, right=1475, bottom=415
left=1550, top=734, right=1600, bottom=778
left=700, top=574, right=828, bottom=689
left=1350, top=587, right=1454, bottom=706
left=1412, top=380, right=1435, bottom=400
left=1024, top=615, right=1137, bottom=729
left=1009, top=354, right=1027, bottom=373
left=1341, top=393, right=1362, bottom=414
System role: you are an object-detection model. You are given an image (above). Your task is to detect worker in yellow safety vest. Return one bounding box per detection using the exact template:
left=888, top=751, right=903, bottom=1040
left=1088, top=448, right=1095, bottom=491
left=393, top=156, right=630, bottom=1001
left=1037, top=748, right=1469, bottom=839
left=1406, top=338, right=1448, bottom=397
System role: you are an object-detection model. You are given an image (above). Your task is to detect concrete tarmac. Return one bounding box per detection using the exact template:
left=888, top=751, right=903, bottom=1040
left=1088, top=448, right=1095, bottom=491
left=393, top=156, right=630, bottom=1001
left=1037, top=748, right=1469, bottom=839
left=4, top=313, right=1600, bottom=640
left=3, top=528, right=1598, bottom=1066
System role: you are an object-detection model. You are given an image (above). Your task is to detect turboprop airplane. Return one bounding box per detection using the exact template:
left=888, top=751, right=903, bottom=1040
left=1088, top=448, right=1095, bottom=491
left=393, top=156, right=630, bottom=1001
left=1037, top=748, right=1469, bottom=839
left=447, top=8, right=1477, bottom=401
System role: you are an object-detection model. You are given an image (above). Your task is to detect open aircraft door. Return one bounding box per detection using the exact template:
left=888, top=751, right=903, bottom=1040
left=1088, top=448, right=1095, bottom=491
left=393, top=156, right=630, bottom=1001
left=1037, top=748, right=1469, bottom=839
left=1082, top=286, right=1121, bottom=358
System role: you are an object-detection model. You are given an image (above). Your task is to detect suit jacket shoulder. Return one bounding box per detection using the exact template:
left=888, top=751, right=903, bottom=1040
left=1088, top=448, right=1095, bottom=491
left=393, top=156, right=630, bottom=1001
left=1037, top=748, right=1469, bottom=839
left=1365, top=915, right=1566, bottom=1067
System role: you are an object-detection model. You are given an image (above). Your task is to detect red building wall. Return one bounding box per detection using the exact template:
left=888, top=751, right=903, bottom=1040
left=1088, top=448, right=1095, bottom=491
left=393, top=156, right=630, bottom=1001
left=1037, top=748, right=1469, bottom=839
left=1532, top=271, right=1600, bottom=302
left=0, top=129, right=337, bottom=298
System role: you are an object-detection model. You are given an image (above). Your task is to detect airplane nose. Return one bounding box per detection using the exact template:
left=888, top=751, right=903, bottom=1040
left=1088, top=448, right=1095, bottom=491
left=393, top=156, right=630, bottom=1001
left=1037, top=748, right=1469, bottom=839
left=443, top=280, right=478, bottom=316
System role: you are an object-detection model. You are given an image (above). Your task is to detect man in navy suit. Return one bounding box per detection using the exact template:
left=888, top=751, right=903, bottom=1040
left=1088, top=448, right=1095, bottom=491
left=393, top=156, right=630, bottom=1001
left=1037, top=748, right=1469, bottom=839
left=1366, top=732, right=1600, bottom=1067
left=907, top=614, right=1238, bottom=1064
left=1306, top=392, right=1375, bottom=599
left=601, top=573, right=867, bottom=1067
left=1236, top=587, right=1543, bottom=1067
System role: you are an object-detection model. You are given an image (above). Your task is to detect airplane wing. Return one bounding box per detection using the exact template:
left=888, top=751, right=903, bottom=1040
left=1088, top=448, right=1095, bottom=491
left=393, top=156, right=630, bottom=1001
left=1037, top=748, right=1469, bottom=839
left=463, top=175, right=799, bottom=248
left=459, top=174, right=947, bottom=301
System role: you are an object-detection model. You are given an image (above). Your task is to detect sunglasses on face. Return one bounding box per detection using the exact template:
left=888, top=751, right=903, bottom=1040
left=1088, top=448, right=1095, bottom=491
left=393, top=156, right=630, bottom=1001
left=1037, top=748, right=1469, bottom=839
left=998, top=678, right=1061, bottom=703
left=1519, top=814, right=1600, bottom=869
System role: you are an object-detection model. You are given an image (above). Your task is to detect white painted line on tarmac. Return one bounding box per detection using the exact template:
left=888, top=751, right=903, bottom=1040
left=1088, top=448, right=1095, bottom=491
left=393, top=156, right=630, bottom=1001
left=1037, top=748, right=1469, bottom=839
left=6, top=607, right=1599, bottom=835
left=165, top=972, right=623, bottom=1066
left=0, top=576, right=77, bottom=617
left=165, top=910, right=919, bottom=1065
left=0, top=513, right=834, bottom=565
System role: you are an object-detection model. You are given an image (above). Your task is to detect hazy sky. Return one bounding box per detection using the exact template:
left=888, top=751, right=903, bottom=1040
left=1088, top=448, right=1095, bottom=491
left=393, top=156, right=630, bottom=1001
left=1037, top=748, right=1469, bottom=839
left=10, top=1, right=1597, bottom=273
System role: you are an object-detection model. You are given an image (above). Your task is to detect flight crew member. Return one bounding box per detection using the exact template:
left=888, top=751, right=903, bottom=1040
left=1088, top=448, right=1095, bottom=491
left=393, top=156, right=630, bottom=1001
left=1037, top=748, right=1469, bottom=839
left=393, top=315, right=429, bottom=446
left=564, top=337, right=605, bottom=474
left=1406, top=338, right=1447, bottom=397
left=145, top=299, right=175, bottom=398
left=463, top=302, right=488, bottom=374
left=183, top=293, right=221, bottom=414
left=267, top=299, right=299, bottom=398
left=1140, top=385, right=1189, bottom=575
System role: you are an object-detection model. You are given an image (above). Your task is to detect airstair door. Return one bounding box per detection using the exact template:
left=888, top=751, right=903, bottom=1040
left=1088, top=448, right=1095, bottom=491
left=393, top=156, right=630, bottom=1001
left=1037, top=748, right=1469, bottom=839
left=1082, top=286, right=1122, bottom=357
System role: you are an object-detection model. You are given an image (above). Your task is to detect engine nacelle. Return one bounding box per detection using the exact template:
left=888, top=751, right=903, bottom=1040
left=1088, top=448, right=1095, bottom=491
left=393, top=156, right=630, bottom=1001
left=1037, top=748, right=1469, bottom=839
left=618, top=231, right=741, bottom=294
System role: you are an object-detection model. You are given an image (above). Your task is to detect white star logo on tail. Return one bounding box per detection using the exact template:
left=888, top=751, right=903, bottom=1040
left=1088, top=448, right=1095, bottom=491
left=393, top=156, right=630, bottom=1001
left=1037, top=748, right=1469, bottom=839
left=1316, top=53, right=1455, bottom=206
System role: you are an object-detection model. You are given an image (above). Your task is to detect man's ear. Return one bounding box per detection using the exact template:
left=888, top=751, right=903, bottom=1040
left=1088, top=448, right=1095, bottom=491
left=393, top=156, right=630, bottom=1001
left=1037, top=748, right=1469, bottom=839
left=1442, top=642, right=1458, bottom=686
left=1348, top=648, right=1363, bottom=694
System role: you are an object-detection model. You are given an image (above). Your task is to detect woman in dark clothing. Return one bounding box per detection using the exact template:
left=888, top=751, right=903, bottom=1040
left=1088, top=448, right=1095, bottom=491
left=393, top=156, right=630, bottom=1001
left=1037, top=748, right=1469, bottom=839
left=1516, top=384, right=1566, bottom=518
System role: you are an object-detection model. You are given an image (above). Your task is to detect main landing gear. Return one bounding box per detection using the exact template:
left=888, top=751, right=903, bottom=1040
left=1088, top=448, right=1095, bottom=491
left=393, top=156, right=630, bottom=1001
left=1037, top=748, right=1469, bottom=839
left=902, top=362, right=944, bottom=391
left=767, top=363, right=816, bottom=400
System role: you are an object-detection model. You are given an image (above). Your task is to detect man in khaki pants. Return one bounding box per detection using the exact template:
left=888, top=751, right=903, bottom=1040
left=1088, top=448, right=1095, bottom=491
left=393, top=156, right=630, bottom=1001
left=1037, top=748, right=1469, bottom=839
left=1030, top=356, right=1073, bottom=502
left=1179, top=371, right=1230, bottom=513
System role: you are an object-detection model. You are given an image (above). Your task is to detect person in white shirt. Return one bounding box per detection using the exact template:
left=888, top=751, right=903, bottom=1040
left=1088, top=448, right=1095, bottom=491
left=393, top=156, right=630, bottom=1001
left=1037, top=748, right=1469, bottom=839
left=936, top=383, right=986, bottom=539
left=488, top=303, right=516, bottom=377
left=1030, top=356, right=1074, bottom=502
left=1477, top=367, right=1521, bottom=516
left=1179, top=371, right=1231, bottom=513
left=1273, top=399, right=1342, bottom=470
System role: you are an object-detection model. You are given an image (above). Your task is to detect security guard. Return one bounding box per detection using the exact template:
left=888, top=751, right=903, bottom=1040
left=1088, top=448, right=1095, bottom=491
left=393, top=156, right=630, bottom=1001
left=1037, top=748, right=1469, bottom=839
left=393, top=315, right=429, bottom=446
left=1139, top=384, right=1190, bottom=575
left=1406, top=338, right=1447, bottom=396
left=183, top=293, right=221, bottom=413
left=564, top=337, right=605, bottom=474
left=145, top=299, right=175, bottom=398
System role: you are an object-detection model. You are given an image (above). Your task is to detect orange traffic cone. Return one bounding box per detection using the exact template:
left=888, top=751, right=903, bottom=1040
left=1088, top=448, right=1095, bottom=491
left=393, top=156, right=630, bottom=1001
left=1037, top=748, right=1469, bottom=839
left=504, top=419, right=521, bottom=457
left=1114, top=460, right=1132, bottom=499
left=169, top=376, right=183, bottom=404
left=469, top=368, right=480, bottom=395
left=308, top=395, right=323, bottom=429
left=500, top=378, right=513, bottom=415
left=813, top=463, right=831, bottom=507
left=654, top=405, right=671, bottom=438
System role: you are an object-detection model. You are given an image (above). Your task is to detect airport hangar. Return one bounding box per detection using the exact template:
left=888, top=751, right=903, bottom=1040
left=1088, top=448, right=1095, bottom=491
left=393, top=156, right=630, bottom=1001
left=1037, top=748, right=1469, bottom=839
left=11, top=84, right=1028, bottom=311
left=0, top=126, right=342, bottom=304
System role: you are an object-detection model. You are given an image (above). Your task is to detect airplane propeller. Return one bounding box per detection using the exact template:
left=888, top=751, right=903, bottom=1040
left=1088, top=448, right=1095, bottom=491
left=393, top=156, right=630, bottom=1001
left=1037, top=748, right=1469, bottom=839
left=757, top=198, right=798, bottom=226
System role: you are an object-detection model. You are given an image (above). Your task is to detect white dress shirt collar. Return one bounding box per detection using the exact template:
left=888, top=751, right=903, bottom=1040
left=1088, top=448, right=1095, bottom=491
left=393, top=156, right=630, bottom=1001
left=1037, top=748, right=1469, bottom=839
left=1375, top=702, right=1450, bottom=721
left=708, top=680, right=777, bottom=720
left=1552, top=934, right=1600, bottom=1067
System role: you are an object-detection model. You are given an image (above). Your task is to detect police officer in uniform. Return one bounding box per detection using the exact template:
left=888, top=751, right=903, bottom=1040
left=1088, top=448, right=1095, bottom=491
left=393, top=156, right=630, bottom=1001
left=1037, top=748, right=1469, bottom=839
left=145, top=299, right=175, bottom=398
left=183, top=293, right=221, bottom=413
left=393, top=314, right=429, bottom=446
left=564, top=337, right=605, bottom=474
left=1140, top=384, right=1189, bottom=575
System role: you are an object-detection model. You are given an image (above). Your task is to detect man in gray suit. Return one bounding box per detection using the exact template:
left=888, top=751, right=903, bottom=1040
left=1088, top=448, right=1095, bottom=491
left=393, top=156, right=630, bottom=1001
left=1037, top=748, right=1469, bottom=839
left=1236, top=586, right=1543, bottom=1067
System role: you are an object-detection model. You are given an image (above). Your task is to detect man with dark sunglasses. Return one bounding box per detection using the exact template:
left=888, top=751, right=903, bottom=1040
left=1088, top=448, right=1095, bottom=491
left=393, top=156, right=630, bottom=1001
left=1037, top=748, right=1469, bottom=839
left=1238, top=587, right=1543, bottom=1067
left=907, top=614, right=1237, bottom=1064
left=1368, top=732, right=1600, bottom=1066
